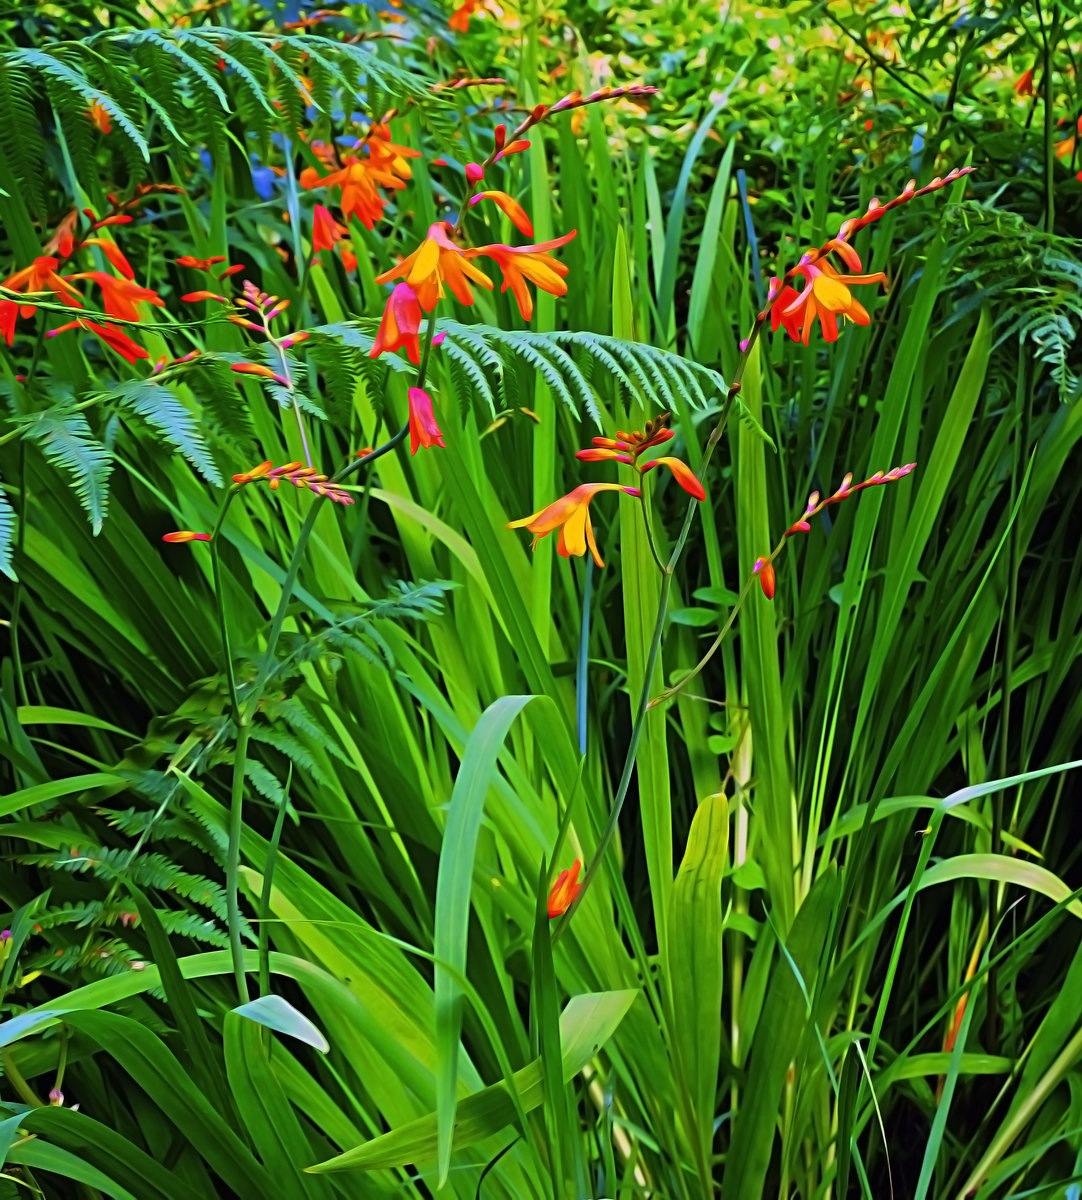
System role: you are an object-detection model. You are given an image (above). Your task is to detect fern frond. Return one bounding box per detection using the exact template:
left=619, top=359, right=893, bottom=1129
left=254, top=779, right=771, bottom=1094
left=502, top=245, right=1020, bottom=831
left=0, top=475, right=16, bottom=581
left=22, top=410, right=113, bottom=534
left=10, top=48, right=150, bottom=163
left=0, top=62, right=48, bottom=220
left=111, top=379, right=223, bottom=485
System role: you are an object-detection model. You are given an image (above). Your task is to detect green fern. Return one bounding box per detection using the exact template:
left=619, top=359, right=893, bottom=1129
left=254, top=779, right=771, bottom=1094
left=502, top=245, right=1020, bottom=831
left=0, top=60, right=49, bottom=220
left=945, top=203, right=1082, bottom=400
left=111, top=379, right=223, bottom=486
left=313, top=319, right=728, bottom=424
left=19, top=409, right=113, bottom=534
left=0, top=473, right=15, bottom=581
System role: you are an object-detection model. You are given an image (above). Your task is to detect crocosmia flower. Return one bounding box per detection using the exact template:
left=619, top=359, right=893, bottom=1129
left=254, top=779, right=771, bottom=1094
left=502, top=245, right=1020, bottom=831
left=48, top=318, right=148, bottom=364
left=70, top=272, right=165, bottom=322
left=1, top=256, right=84, bottom=345
left=753, top=557, right=776, bottom=600
left=162, top=531, right=212, bottom=543
left=375, top=221, right=495, bottom=312
left=507, top=482, right=640, bottom=569
left=472, top=230, right=577, bottom=322
left=768, top=240, right=887, bottom=346
left=88, top=99, right=111, bottom=135
left=469, top=191, right=534, bottom=237
left=408, top=386, right=445, bottom=454
left=371, top=283, right=425, bottom=364
left=312, top=204, right=344, bottom=252
left=547, top=860, right=582, bottom=918
left=573, top=415, right=705, bottom=501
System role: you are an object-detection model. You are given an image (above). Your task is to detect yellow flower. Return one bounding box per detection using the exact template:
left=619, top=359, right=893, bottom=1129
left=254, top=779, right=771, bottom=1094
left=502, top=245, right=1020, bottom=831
left=507, top=482, right=638, bottom=568
left=374, top=221, right=495, bottom=312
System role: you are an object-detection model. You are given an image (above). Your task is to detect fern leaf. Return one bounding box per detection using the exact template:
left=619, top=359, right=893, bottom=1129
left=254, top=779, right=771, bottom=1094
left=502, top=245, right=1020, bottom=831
left=25, top=411, right=113, bottom=534
left=0, top=475, right=16, bottom=581
left=11, top=48, right=149, bottom=162
left=112, top=379, right=223, bottom=485
left=0, top=63, right=47, bottom=220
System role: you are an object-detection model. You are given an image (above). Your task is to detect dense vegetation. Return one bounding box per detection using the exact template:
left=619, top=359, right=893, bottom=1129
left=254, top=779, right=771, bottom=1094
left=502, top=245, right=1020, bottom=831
left=1, top=0, right=1081, bottom=1196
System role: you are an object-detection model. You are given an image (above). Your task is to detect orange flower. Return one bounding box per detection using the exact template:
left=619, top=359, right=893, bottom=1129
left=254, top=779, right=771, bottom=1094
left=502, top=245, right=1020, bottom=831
left=47, top=318, right=148, bottom=364
left=177, top=255, right=227, bottom=271
left=374, top=221, right=495, bottom=312
left=449, top=0, right=502, bottom=31
left=231, top=362, right=290, bottom=385
left=232, top=459, right=274, bottom=484
left=88, top=98, right=111, bottom=135
left=768, top=240, right=887, bottom=345
left=312, top=204, right=344, bottom=252
left=471, top=230, right=576, bottom=322
left=547, top=860, right=582, bottom=918
left=1014, top=68, right=1036, bottom=97
left=753, top=557, right=776, bottom=600
left=82, top=238, right=134, bottom=280
left=1, top=256, right=84, bottom=345
left=70, top=271, right=165, bottom=322
left=162, top=530, right=212, bottom=543
left=315, top=157, right=401, bottom=229
left=507, top=482, right=639, bottom=568
left=469, top=190, right=534, bottom=236
left=408, top=386, right=445, bottom=453
left=371, top=283, right=425, bottom=364
left=310, top=127, right=420, bottom=231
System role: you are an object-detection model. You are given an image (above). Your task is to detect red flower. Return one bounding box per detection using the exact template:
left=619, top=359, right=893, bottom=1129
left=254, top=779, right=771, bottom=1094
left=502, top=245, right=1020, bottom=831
left=1, top=256, right=84, bottom=345
left=1014, top=68, right=1036, bottom=97
left=162, top=531, right=212, bottom=543
left=312, top=204, right=344, bottom=252
left=70, top=272, right=165, bottom=322
left=48, top=318, right=149, bottom=364
left=753, top=558, right=776, bottom=600
left=573, top=418, right=705, bottom=502
left=547, top=860, right=582, bottom=917
left=177, top=255, right=228, bottom=270
left=408, top=386, right=445, bottom=454
left=371, top=283, right=424, bottom=364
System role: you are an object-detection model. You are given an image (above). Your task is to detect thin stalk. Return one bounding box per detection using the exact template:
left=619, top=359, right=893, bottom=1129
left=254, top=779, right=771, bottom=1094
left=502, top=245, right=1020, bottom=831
left=637, top=480, right=665, bottom=573
left=576, top=558, right=594, bottom=757
left=557, top=321, right=759, bottom=928
left=222, top=316, right=439, bottom=995
left=258, top=764, right=292, bottom=997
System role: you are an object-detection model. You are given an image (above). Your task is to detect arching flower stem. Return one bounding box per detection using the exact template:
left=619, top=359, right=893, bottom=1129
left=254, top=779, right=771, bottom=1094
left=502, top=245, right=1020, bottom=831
left=219, top=312, right=440, bottom=999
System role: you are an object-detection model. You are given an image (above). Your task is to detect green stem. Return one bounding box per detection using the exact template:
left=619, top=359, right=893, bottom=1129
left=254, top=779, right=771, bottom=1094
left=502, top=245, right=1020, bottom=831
left=210, top=490, right=241, bottom=717
left=637, top=478, right=665, bottom=573
left=225, top=315, right=440, bottom=992
left=258, top=763, right=292, bottom=998
left=226, top=720, right=251, bottom=1003
left=556, top=322, right=760, bottom=927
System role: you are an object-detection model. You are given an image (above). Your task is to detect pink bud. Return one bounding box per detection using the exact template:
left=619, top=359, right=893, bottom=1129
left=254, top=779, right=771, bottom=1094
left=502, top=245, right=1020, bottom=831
left=739, top=337, right=750, bottom=352
left=465, top=162, right=484, bottom=183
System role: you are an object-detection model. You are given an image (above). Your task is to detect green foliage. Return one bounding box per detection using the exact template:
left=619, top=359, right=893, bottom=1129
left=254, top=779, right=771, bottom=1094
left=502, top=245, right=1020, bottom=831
left=2, top=0, right=1082, bottom=1197
left=17, top=406, right=112, bottom=534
